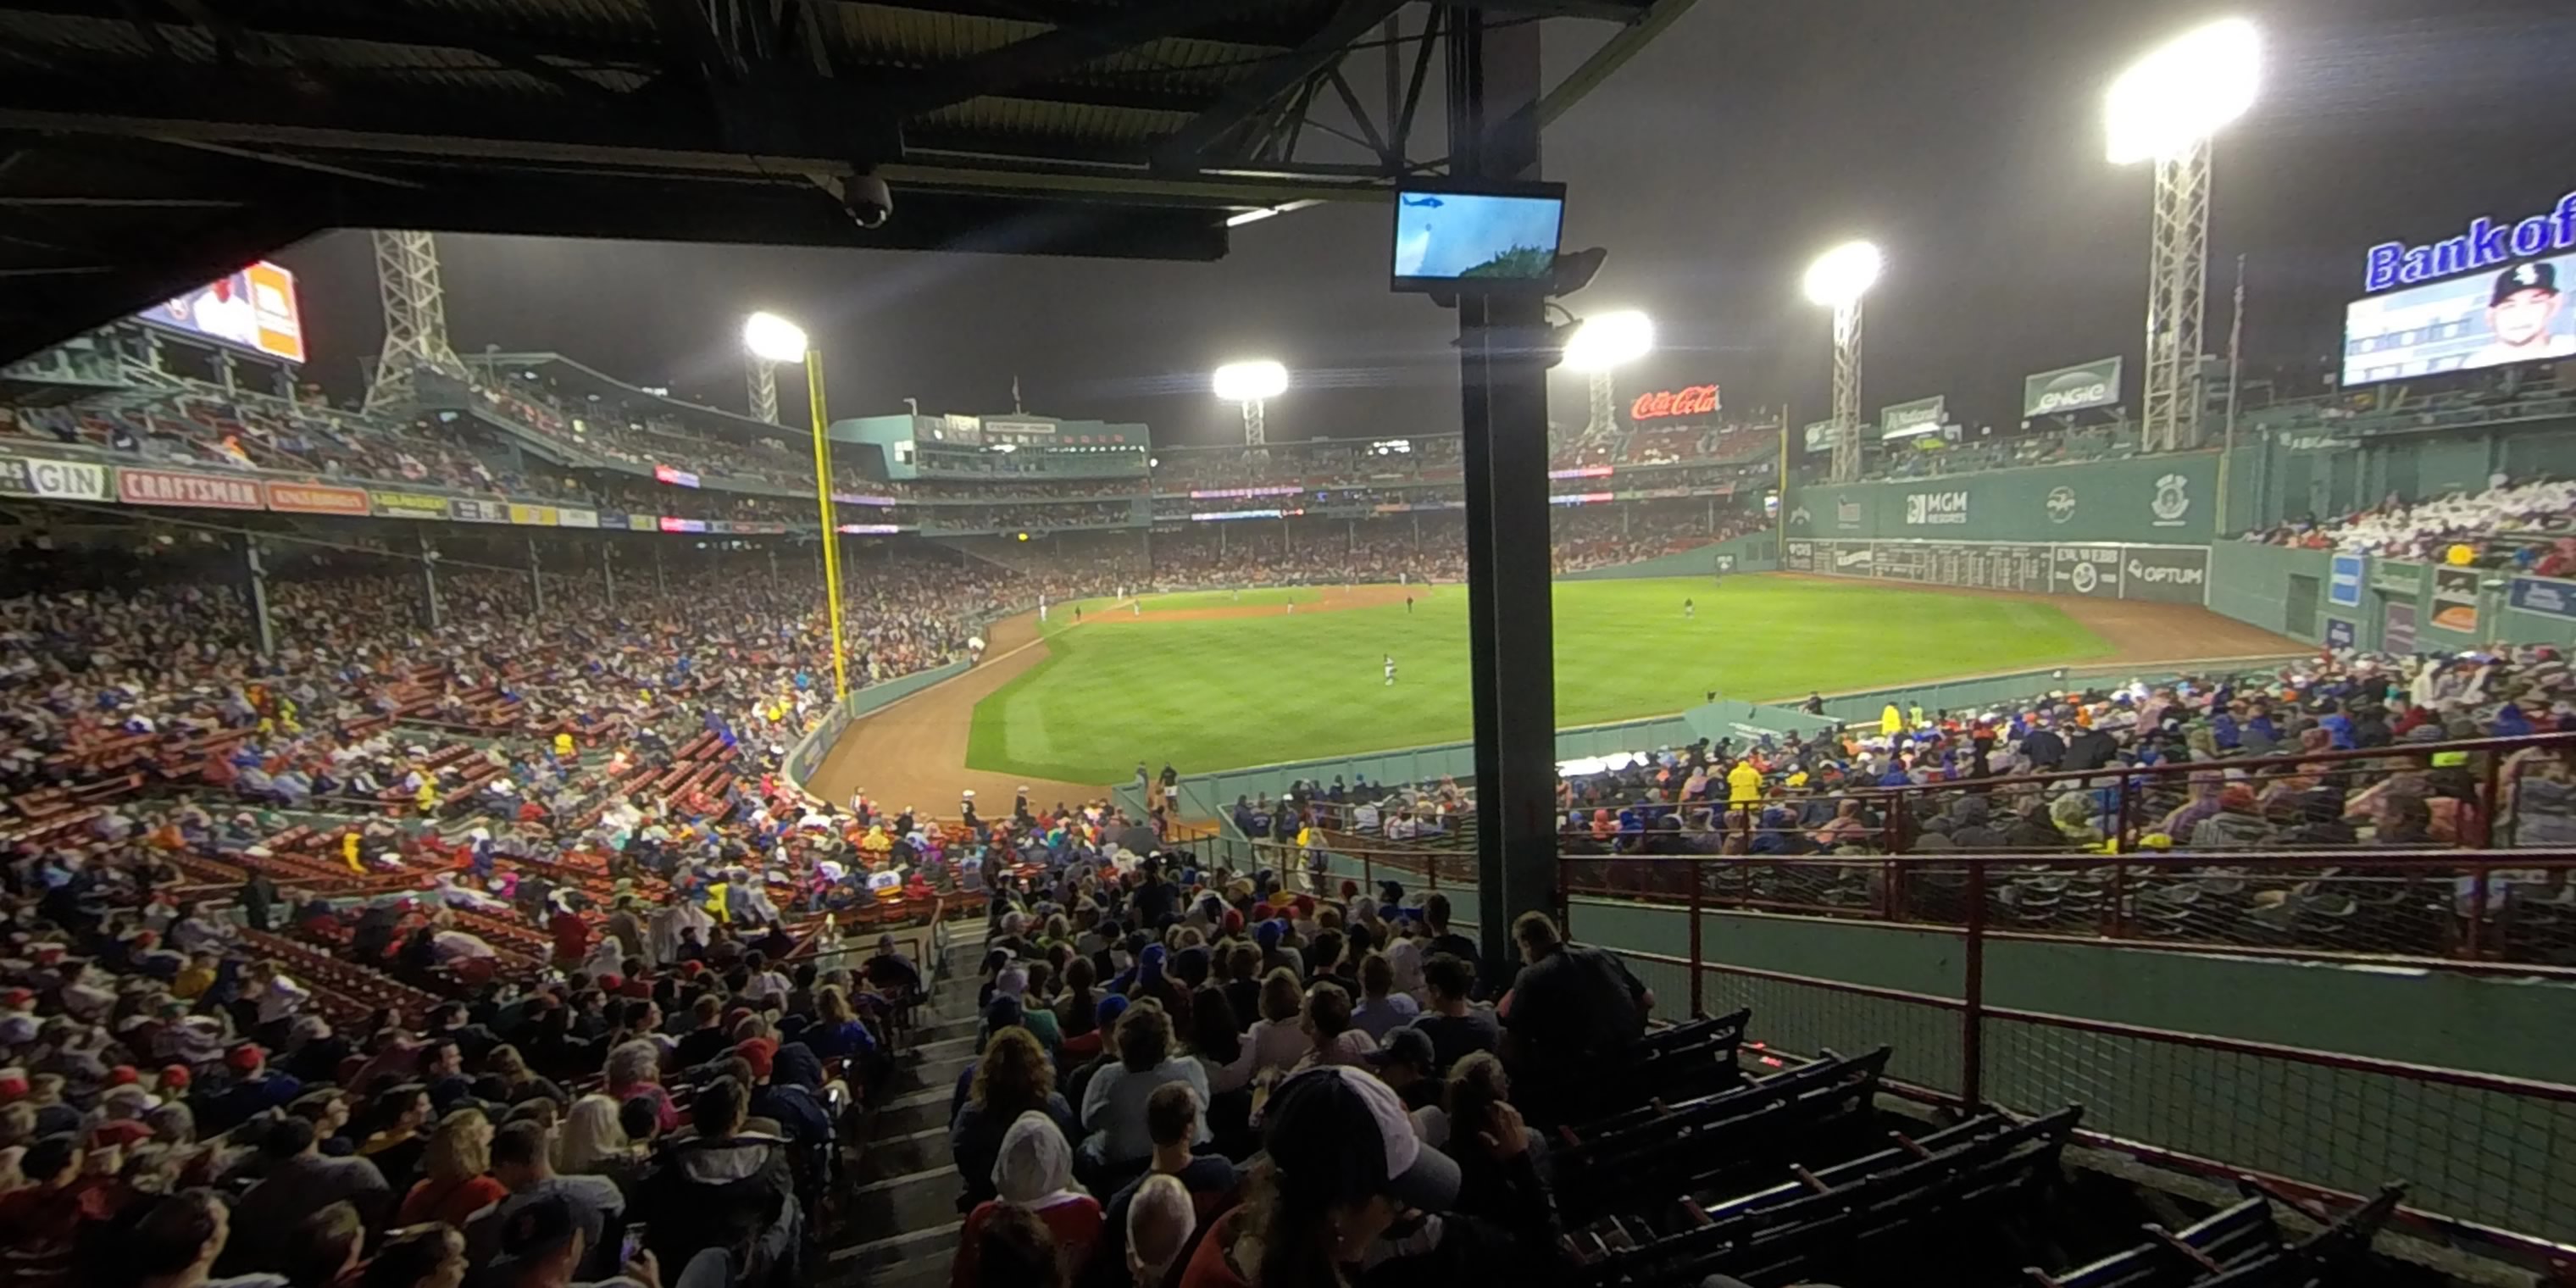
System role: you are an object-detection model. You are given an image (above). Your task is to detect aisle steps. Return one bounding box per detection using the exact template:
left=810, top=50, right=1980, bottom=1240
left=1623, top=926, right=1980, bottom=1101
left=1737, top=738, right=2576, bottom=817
left=827, top=924, right=991, bottom=1288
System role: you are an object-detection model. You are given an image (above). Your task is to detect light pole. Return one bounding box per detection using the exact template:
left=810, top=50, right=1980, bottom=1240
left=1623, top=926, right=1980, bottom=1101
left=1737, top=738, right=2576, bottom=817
left=745, top=355, right=781, bottom=425
left=2106, top=16, right=2261, bottom=454
left=744, top=310, right=849, bottom=702
left=1563, top=309, right=1655, bottom=447
left=1803, top=241, right=1883, bottom=484
left=1212, top=360, right=1287, bottom=447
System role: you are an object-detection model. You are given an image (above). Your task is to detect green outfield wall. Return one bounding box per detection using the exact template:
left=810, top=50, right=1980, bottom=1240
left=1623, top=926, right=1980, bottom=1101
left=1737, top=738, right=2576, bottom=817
left=1788, top=454, right=2223, bottom=545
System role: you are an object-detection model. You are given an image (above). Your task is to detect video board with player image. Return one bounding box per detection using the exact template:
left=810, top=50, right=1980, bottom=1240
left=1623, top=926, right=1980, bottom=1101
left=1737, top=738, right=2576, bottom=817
left=2343, top=253, right=2576, bottom=386
left=1390, top=185, right=1565, bottom=291
left=139, top=262, right=306, bottom=364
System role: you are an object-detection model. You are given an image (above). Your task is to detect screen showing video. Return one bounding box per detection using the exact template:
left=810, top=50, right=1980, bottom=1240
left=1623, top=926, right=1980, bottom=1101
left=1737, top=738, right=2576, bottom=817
left=1391, top=188, right=1565, bottom=289
left=2343, top=253, right=2576, bottom=386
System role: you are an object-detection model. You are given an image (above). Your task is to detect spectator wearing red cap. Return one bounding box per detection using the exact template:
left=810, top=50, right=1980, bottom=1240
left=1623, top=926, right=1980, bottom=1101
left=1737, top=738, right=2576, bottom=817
left=195, top=1046, right=301, bottom=1137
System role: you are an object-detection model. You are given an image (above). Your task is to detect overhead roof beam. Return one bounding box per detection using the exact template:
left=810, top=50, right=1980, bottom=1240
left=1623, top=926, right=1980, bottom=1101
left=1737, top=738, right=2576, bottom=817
left=1152, top=0, right=1407, bottom=171
left=897, top=0, right=1280, bottom=115
left=1444, top=0, right=1658, bottom=19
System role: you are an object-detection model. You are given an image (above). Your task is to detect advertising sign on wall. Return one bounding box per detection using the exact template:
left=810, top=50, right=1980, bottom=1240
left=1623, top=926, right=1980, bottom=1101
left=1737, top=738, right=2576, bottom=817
left=118, top=469, right=264, bottom=509
left=0, top=455, right=110, bottom=500
left=450, top=498, right=511, bottom=523
left=2329, top=552, right=2365, bottom=608
left=2507, top=575, right=2576, bottom=621
left=508, top=504, right=559, bottom=526
left=2020, top=357, right=2122, bottom=418
left=557, top=508, right=601, bottom=529
left=1879, top=396, right=1946, bottom=439
left=1901, top=490, right=1969, bottom=526
left=263, top=481, right=369, bottom=516
left=137, top=261, right=306, bottom=363
left=371, top=490, right=453, bottom=519
left=1801, top=419, right=1838, bottom=453
left=2430, top=566, right=2482, bottom=633
left=653, top=464, right=702, bottom=488
left=2384, top=602, right=2418, bottom=653
left=1629, top=385, right=1720, bottom=421
left=2325, top=618, right=2358, bottom=650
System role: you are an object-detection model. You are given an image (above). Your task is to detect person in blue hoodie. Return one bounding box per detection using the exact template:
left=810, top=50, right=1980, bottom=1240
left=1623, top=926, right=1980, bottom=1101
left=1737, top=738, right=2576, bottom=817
left=2318, top=702, right=2358, bottom=751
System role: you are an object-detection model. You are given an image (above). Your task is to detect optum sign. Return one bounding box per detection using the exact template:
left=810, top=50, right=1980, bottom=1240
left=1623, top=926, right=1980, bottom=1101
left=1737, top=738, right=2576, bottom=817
left=2022, top=356, right=2123, bottom=418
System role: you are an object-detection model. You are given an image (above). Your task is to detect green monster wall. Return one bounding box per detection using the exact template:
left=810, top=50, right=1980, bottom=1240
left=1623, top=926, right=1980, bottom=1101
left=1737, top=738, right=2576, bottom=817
left=1788, top=454, right=2223, bottom=544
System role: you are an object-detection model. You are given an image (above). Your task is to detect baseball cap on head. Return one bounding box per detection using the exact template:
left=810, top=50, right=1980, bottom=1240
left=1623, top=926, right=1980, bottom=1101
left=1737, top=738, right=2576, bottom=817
left=1363, top=1026, right=1436, bottom=1073
left=1261, top=1066, right=1460, bottom=1211
left=489, top=1192, right=582, bottom=1274
left=2496, top=261, right=2560, bottom=303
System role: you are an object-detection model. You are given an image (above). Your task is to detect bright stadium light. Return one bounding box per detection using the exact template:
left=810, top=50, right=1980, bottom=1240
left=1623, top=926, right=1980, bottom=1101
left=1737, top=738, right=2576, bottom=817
left=1213, top=359, right=1287, bottom=447
left=1563, top=309, right=1655, bottom=374
left=1805, top=241, right=1882, bottom=484
left=741, top=311, right=808, bottom=364
left=2108, top=18, right=2261, bottom=454
left=2104, top=17, right=2262, bottom=165
left=1212, top=359, right=1288, bottom=402
left=1802, top=241, right=1883, bottom=308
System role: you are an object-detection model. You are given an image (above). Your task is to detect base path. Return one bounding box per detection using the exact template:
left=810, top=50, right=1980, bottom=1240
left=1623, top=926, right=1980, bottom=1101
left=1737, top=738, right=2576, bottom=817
left=803, top=609, right=1106, bottom=814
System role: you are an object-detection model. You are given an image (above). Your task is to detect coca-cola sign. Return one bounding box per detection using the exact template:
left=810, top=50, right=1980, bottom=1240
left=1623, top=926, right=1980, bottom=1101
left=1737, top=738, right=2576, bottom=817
left=1629, top=384, right=1720, bottom=421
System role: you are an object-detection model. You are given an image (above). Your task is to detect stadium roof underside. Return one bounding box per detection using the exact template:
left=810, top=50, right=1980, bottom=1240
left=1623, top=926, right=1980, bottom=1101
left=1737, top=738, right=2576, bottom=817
left=0, top=0, right=1692, bottom=363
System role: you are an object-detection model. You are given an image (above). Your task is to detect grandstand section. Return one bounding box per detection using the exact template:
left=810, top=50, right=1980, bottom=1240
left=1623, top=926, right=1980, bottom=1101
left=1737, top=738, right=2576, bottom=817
left=11, top=3, right=2576, bottom=1280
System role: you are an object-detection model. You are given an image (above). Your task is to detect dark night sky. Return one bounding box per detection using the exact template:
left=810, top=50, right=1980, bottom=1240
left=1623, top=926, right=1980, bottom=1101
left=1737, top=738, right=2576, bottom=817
left=273, top=0, right=2576, bottom=447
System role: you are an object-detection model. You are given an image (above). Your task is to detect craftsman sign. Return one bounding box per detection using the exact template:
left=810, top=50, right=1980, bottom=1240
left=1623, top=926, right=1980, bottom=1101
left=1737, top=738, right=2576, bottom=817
left=118, top=468, right=263, bottom=509
left=1630, top=385, right=1720, bottom=420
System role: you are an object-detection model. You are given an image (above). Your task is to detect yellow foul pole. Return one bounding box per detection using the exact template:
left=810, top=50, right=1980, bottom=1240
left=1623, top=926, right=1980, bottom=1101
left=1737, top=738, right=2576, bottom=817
left=804, top=351, right=849, bottom=701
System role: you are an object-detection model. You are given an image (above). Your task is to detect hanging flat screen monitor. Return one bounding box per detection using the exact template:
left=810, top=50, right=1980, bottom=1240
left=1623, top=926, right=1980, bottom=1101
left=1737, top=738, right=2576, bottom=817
left=1390, top=182, right=1566, bottom=293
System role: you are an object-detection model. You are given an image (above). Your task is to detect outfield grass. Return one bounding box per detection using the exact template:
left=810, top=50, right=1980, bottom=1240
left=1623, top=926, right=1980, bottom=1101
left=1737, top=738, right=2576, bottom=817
left=968, top=576, right=2112, bottom=784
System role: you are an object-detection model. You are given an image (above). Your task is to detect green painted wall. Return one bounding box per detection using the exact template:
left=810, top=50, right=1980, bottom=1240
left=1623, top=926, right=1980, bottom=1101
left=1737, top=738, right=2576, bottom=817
left=1789, top=454, right=2221, bottom=545
left=2209, top=544, right=2576, bottom=652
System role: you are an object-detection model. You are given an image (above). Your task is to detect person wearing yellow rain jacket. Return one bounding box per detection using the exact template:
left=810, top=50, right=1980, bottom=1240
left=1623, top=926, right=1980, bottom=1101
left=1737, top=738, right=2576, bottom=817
left=1879, top=703, right=1904, bottom=736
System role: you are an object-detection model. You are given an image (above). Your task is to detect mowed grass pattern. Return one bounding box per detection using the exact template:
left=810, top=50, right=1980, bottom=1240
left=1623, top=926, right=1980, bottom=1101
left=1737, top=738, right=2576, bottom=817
left=967, top=576, right=2112, bottom=784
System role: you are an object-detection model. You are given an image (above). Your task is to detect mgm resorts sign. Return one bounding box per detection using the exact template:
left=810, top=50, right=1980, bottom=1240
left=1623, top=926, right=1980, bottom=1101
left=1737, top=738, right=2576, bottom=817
left=1904, top=490, right=1968, bottom=525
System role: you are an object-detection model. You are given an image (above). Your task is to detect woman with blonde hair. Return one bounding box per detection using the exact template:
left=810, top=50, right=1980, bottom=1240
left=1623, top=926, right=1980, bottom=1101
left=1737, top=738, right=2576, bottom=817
left=395, top=1108, right=506, bottom=1226
left=557, top=1093, right=630, bottom=1175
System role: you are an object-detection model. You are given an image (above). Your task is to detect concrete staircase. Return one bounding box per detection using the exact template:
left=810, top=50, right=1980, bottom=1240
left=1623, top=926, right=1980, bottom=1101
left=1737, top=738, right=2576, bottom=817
left=823, top=924, right=988, bottom=1288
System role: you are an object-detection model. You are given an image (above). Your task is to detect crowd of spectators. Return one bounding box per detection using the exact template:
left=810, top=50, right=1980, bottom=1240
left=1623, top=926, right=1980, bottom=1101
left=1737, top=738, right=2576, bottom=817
left=1547, top=505, right=1767, bottom=573
left=1535, top=647, right=2576, bottom=859
left=2241, top=475, right=2576, bottom=573
left=950, top=847, right=1648, bottom=1288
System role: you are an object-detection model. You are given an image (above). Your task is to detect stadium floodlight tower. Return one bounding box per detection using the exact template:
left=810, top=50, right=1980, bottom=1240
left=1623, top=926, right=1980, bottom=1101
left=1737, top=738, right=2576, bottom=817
left=1212, top=359, right=1288, bottom=447
left=1803, top=240, right=1882, bottom=484
left=742, top=310, right=848, bottom=702
left=2106, top=16, right=2262, bottom=454
left=1563, top=309, right=1655, bottom=447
